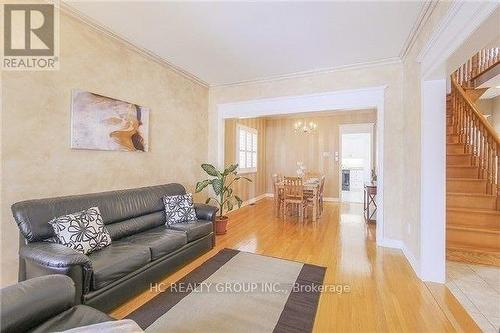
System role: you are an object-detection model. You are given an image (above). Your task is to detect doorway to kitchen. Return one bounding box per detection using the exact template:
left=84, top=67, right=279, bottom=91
left=339, top=123, right=375, bottom=203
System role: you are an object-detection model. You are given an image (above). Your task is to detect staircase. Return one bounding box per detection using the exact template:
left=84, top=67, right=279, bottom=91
left=446, top=48, right=500, bottom=266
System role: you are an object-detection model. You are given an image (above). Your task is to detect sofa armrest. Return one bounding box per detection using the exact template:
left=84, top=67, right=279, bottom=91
left=19, top=242, right=93, bottom=299
left=0, top=275, right=76, bottom=332
left=194, top=203, right=218, bottom=222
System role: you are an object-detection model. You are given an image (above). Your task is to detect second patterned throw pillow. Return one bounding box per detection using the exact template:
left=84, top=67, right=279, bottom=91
left=163, top=193, right=196, bottom=225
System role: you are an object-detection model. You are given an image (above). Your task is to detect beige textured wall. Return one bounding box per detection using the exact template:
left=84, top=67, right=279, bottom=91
left=224, top=118, right=267, bottom=202
left=477, top=98, right=493, bottom=117
left=1, top=13, right=209, bottom=286
left=477, top=96, right=500, bottom=134
left=209, top=63, right=405, bottom=243
left=265, top=111, right=376, bottom=198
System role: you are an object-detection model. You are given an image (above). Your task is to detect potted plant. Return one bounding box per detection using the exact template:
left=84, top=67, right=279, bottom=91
left=196, top=163, right=251, bottom=235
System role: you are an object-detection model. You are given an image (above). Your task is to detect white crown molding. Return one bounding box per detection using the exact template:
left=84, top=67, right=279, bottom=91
left=211, top=57, right=402, bottom=88
left=59, top=2, right=209, bottom=88
left=399, top=1, right=438, bottom=60
left=417, top=1, right=499, bottom=78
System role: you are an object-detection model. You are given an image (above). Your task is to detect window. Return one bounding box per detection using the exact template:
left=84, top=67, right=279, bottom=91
left=236, top=124, right=257, bottom=173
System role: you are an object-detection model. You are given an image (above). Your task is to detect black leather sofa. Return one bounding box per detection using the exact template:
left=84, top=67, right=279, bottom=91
left=1, top=275, right=114, bottom=333
left=12, top=183, right=217, bottom=312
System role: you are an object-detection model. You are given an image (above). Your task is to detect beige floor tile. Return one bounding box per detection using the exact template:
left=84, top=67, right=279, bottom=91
left=488, top=316, right=500, bottom=330
left=465, top=289, right=500, bottom=318
left=446, top=281, right=480, bottom=314
left=447, top=262, right=479, bottom=282
left=468, top=312, right=498, bottom=333
left=468, top=264, right=500, bottom=294
left=447, top=261, right=500, bottom=332
left=452, top=272, right=490, bottom=291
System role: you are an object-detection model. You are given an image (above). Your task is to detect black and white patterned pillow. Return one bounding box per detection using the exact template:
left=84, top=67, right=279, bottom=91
left=163, top=193, right=197, bottom=225
left=48, top=207, right=112, bottom=255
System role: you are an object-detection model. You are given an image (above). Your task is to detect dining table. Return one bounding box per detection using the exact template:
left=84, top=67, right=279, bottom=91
left=274, top=178, right=321, bottom=221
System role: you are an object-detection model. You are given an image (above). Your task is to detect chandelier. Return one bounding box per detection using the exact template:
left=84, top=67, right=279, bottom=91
left=293, top=120, right=317, bottom=134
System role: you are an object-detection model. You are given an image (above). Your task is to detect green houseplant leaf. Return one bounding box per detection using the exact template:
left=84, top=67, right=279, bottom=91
left=211, top=179, right=223, bottom=195
left=223, top=164, right=238, bottom=176
left=226, top=200, right=234, bottom=212
left=235, top=196, right=243, bottom=208
left=201, top=164, right=220, bottom=177
left=195, top=179, right=211, bottom=193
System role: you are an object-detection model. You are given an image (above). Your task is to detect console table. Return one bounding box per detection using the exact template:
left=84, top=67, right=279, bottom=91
left=364, top=183, right=377, bottom=223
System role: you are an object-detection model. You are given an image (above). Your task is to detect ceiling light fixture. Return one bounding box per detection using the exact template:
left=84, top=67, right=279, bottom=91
left=293, top=120, right=317, bottom=134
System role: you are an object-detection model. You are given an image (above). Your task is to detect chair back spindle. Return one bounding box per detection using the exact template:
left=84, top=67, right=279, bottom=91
left=284, top=177, right=304, bottom=201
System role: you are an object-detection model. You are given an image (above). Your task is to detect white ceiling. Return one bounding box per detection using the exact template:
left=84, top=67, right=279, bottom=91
left=65, top=1, right=425, bottom=86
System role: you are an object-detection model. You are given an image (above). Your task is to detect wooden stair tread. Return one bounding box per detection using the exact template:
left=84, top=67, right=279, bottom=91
left=447, top=207, right=500, bottom=215
left=447, top=178, right=485, bottom=182
left=447, top=192, right=496, bottom=197
left=447, top=165, right=477, bottom=168
left=447, top=243, right=500, bottom=254
left=447, top=244, right=500, bottom=266
left=447, top=224, right=500, bottom=234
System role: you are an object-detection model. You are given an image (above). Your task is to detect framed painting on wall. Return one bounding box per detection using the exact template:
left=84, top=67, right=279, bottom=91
left=70, top=90, right=150, bottom=152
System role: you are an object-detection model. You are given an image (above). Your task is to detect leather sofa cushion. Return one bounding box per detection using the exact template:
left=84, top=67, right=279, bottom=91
left=106, top=211, right=165, bottom=241
left=169, top=220, right=213, bottom=242
left=88, top=242, right=151, bottom=290
left=29, top=305, right=113, bottom=333
left=122, top=226, right=187, bottom=260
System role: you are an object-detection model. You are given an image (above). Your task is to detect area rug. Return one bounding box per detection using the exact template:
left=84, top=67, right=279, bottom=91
left=126, top=248, right=326, bottom=333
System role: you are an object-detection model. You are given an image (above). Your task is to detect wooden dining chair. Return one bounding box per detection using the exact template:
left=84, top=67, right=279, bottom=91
left=303, top=175, right=322, bottom=219
left=272, top=174, right=284, bottom=216
left=283, top=177, right=307, bottom=220
left=318, top=175, right=326, bottom=215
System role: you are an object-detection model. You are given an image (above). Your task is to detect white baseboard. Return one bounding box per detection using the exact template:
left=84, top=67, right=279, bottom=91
left=402, top=245, right=420, bottom=278
left=377, top=237, right=421, bottom=279
left=240, top=193, right=271, bottom=208
left=377, top=237, right=404, bottom=249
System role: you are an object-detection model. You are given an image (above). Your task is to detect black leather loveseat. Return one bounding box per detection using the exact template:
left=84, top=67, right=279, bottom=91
left=12, top=183, right=217, bottom=312
left=1, top=275, right=115, bottom=333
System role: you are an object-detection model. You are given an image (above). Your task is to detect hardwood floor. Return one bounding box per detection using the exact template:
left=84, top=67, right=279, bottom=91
left=110, top=198, right=479, bottom=332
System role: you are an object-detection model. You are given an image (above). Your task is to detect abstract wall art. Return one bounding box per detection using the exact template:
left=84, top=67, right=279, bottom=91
left=71, top=90, right=149, bottom=152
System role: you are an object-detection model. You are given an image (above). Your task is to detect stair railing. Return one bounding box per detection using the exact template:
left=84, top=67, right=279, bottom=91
left=455, top=47, right=499, bottom=88
left=451, top=74, right=499, bottom=207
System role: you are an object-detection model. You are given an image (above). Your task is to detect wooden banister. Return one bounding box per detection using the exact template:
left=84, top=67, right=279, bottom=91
left=452, top=75, right=500, bottom=146
left=450, top=74, right=499, bottom=205
left=455, top=47, right=499, bottom=87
